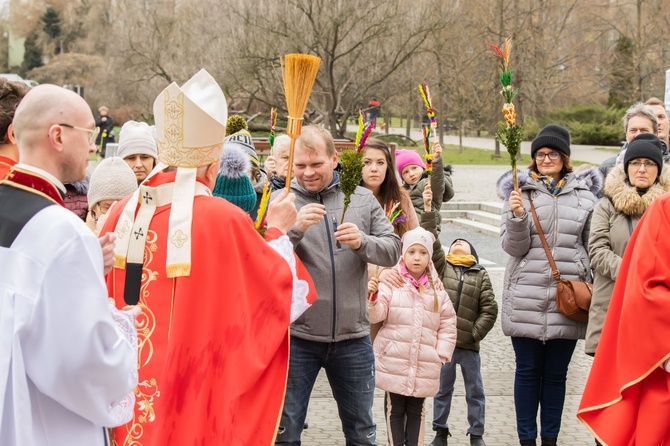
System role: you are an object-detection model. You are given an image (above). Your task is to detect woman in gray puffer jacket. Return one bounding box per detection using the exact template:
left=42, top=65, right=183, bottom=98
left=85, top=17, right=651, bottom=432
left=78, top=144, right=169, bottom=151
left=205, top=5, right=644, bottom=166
left=585, top=133, right=670, bottom=356
left=498, top=124, right=602, bottom=446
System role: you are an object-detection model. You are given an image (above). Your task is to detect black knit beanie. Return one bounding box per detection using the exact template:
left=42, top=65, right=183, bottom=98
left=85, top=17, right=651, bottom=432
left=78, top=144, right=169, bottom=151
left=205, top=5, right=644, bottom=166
left=531, top=124, right=571, bottom=158
left=450, top=239, right=479, bottom=263
left=623, top=133, right=664, bottom=172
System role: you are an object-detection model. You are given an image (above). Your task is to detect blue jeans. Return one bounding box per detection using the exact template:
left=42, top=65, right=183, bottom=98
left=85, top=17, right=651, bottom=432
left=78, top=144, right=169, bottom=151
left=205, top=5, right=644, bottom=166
left=275, top=336, right=376, bottom=446
left=432, top=348, right=485, bottom=436
left=511, top=337, right=577, bottom=441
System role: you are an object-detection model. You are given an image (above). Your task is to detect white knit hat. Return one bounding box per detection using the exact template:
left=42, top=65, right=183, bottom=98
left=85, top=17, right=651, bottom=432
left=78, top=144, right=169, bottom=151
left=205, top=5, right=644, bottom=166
left=401, top=227, right=435, bottom=257
left=117, top=121, right=158, bottom=160
left=88, top=157, right=138, bottom=208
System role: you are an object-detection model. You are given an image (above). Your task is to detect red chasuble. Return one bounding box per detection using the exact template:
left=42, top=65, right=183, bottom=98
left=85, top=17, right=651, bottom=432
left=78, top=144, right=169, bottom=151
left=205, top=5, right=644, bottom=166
left=102, top=171, right=295, bottom=446
left=578, top=193, right=670, bottom=446
left=0, top=156, right=16, bottom=180
left=1, top=166, right=64, bottom=206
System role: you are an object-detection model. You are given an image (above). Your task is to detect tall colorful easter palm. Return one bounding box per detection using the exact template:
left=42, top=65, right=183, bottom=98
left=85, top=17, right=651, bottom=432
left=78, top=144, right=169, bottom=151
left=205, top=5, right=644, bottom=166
left=486, top=37, right=523, bottom=191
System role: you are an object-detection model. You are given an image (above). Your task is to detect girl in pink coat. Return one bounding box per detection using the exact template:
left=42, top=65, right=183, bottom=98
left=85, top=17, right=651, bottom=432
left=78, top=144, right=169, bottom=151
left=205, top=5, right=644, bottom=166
left=368, top=226, right=457, bottom=446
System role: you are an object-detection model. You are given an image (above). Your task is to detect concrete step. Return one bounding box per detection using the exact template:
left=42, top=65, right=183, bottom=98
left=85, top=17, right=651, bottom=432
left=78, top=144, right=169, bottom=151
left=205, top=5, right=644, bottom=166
left=443, top=218, right=500, bottom=237
left=440, top=201, right=503, bottom=236
left=441, top=209, right=500, bottom=226
left=443, top=201, right=503, bottom=214
left=463, top=210, right=501, bottom=227
left=480, top=201, right=504, bottom=215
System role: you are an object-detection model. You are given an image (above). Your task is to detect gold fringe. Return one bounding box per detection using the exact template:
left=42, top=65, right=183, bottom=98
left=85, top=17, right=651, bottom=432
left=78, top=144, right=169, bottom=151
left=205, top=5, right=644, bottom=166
left=114, top=254, right=126, bottom=269
left=166, top=263, right=191, bottom=278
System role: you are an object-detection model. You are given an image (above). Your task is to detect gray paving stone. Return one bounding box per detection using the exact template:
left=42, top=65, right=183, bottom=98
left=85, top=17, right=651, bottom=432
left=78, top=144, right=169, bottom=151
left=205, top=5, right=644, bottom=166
left=299, top=251, right=596, bottom=446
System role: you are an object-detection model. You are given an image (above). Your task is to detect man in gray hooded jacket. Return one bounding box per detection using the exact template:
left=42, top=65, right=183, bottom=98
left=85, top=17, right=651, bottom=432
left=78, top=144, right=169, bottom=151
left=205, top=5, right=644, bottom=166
left=274, top=125, right=401, bottom=445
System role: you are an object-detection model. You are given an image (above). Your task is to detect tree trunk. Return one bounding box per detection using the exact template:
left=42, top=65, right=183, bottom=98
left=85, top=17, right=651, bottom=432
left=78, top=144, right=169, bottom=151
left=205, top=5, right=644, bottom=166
left=406, top=82, right=413, bottom=138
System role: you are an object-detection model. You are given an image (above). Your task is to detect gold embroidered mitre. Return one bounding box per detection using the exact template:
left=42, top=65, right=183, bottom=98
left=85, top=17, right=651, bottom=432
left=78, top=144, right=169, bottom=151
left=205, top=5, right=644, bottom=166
left=155, top=69, right=228, bottom=167
left=114, top=69, right=227, bottom=278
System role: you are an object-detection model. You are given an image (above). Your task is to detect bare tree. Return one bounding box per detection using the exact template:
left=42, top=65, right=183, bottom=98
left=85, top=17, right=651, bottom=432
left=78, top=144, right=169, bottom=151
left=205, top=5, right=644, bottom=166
left=223, top=0, right=443, bottom=137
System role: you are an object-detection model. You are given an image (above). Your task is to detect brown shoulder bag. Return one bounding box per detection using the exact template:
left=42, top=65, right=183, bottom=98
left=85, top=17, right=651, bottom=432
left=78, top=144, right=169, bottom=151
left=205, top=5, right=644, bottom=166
left=527, top=192, right=592, bottom=323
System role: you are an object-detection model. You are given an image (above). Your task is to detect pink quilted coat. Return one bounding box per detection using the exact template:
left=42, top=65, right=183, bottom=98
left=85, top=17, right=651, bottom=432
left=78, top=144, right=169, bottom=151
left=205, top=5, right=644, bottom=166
left=369, top=266, right=457, bottom=398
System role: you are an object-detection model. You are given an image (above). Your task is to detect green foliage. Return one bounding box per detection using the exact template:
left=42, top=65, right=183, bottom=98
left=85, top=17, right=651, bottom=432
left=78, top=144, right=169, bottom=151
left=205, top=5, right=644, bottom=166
left=522, top=116, right=540, bottom=140
left=525, top=103, right=625, bottom=146
left=338, top=149, right=364, bottom=221
left=496, top=122, right=523, bottom=167
left=226, top=115, right=248, bottom=135
left=41, top=7, right=62, bottom=40
left=22, top=32, right=43, bottom=73
left=565, top=122, right=622, bottom=146
left=608, top=35, right=635, bottom=109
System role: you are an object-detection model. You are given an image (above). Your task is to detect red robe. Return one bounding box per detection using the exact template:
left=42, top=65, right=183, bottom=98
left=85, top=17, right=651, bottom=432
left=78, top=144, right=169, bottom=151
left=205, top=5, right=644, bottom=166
left=0, top=155, right=16, bottom=180
left=102, top=171, right=299, bottom=446
left=578, top=193, right=670, bottom=446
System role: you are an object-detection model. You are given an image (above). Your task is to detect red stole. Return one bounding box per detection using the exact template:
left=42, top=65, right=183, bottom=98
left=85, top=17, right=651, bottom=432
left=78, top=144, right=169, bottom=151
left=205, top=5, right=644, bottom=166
left=577, top=193, right=670, bottom=445
left=102, top=172, right=297, bottom=446
left=0, top=155, right=16, bottom=180
left=0, top=166, right=64, bottom=206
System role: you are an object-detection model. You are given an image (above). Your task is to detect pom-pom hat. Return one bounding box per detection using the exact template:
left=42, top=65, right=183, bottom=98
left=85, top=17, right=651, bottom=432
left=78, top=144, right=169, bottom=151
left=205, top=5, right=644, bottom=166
left=225, top=129, right=259, bottom=167
left=213, top=146, right=257, bottom=212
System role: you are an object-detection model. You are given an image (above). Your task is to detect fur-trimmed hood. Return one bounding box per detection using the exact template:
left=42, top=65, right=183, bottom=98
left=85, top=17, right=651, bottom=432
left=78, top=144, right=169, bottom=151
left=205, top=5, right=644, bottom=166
left=65, top=174, right=90, bottom=195
left=497, top=168, right=603, bottom=201
left=603, top=164, right=670, bottom=217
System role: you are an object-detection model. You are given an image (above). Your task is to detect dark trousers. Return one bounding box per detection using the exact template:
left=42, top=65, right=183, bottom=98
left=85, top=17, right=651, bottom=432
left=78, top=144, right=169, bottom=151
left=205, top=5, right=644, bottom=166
left=511, top=337, right=577, bottom=441
left=432, top=348, right=485, bottom=436
left=384, top=392, right=426, bottom=446
left=275, top=336, right=376, bottom=446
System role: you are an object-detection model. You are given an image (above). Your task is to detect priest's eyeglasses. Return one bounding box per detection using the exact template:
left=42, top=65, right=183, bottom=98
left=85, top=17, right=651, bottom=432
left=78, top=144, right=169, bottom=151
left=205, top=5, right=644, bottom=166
left=629, top=160, right=657, bottom=169
left=59, top=123, right=100, bottom=145
left=535, top=151, right=560, bottom=161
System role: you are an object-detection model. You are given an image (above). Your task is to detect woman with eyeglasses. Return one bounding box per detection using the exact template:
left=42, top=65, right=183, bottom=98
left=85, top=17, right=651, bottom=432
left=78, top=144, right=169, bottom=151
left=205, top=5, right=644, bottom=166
left=585, top=133, right=670, bottom=357
left=86, top=157, right=138, bottom=235
left=497, top=124, right=602, bottom=446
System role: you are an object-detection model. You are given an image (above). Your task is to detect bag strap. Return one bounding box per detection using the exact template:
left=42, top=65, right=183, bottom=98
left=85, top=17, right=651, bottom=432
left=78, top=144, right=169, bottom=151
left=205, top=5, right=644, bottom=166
left=527, top=191, right=562, bottom=281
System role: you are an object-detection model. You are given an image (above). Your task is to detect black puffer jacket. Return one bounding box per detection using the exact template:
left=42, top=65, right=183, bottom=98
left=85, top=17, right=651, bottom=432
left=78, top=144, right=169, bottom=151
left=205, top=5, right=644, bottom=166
left=420, top=212, right=498, bottom=351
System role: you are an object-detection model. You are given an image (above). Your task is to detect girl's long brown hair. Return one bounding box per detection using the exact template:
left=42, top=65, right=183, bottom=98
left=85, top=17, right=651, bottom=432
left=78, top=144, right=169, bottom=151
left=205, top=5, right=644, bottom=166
left=362, top=138, right=411, bottom=236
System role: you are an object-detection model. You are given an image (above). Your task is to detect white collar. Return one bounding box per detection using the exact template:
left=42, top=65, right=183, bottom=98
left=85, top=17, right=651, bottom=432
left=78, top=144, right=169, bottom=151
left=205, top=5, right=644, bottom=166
left=14, top=164, right=66, bottom=194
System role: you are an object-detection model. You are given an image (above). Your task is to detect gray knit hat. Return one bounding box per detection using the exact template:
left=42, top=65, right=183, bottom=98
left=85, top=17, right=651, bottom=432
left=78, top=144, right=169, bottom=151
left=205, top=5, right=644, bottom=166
left=88, top=157, right=138, bottom=208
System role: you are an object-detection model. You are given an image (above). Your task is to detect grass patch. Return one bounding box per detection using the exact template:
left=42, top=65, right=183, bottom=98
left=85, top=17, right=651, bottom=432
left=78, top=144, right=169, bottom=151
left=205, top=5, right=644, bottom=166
left=442, top=145, right=532, bottom=165
left=594, top=146, right=620, bottom=152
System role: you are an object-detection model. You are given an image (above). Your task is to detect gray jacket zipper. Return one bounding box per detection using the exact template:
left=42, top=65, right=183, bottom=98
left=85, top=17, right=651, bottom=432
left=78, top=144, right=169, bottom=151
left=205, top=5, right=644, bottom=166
left=319, top=192, right=338, bottom=342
